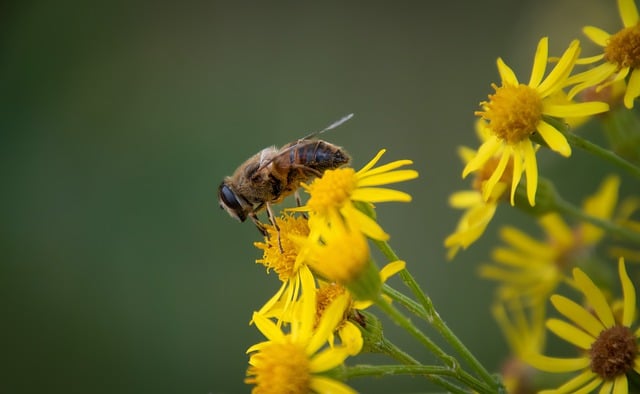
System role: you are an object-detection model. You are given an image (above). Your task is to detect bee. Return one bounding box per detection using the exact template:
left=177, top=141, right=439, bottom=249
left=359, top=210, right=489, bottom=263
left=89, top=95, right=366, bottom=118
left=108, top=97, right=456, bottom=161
left=218, top=114, right=353, bottom=237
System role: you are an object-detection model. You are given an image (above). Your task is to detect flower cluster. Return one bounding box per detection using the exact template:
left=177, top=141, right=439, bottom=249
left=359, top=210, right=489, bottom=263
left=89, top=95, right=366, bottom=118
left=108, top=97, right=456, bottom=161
left=447, top=0, right=640, bottom=257
left=222, top=1, right=640, bottom=393
left=245, top=149, right=416, bottom=393
left=444, top=1, right=640, bottom=392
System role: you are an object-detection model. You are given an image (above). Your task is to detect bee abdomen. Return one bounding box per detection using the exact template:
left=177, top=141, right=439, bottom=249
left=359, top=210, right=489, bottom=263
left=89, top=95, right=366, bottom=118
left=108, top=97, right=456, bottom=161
left=294, top=141, right=351, bottom=172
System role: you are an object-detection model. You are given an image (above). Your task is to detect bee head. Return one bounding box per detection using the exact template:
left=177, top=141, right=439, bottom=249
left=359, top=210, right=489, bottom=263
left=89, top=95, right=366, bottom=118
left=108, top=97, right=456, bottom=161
left=218, top=181, right=248, bottom=222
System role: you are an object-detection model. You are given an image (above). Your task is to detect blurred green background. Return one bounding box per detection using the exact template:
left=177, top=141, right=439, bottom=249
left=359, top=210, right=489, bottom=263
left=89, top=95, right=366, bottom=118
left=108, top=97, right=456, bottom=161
left=1, top=1, right=618, bottom=393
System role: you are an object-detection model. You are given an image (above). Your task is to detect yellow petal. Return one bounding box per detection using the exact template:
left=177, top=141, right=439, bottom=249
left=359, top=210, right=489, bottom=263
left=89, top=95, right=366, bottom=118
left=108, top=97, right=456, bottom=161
left=612, top=373, right=628, bottom=394
left=522, top=140, right=538, bottom=206
left=539, top=214, right=573, bottom=247
left=619, top=258, right=636, bottom=327
left=252, top=312, right=285, bottom=343
left=550, top=294, right=605, bottom=337
left=449, top=190, right=482, bottom=208
left=357, top=169, right=418, bottom=187
left=541, top=369, right=598, bottom=393
left=529, top=37, right=549, bottom=88
left=482, top=149, right=509, bottom=202
left=344, top=205, right=389, bottom=241
left=310, top=376, right=357, bottom=394
left=380, top=260, right=405, bottom=282
left=358, top=159, right=413, bottom=177
left=537, top=40, right=580, bottom=97
left=339, top=321, right=364, bottom=355
left=543, top=102, right=609, bottom=118
left=546, top=318, right=595, bottom=349
left=309, top=346, right=350, bottom=372
left=567, top=63, right=618, bottom=100
left=462, top=137, right=501, bottom=178
left=497, top=57, right=518, bottom=85
left=624, top=68, right=640, bottom=108
left=536, top=120, right=571, bottom=157
left=351, top=187, right=412, bottom=203
left=357, top=149, right=386, bottom=175
left=581, top=175, right=620, bottom=245
left=499, top=226, right=549, bottom=256
left=619, top=0, right=639, bottom=27
left=307, top=294, right=349, bottom=355
left=583, top=26, right=611, bottom=46
left=510, top=145, right=523, bottom=205
left=526, top=353, right=589, bottom=372
left=573, top=268, right=615, bottom=328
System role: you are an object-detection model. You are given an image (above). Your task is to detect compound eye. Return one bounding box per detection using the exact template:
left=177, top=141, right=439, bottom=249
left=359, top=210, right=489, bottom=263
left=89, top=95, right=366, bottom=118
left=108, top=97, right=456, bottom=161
left=218, top=183, right=247, bottom=221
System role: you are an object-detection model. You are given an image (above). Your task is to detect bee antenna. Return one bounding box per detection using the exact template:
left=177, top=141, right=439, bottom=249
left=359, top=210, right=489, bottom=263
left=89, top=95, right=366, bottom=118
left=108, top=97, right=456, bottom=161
left=301, top=113, right=354, bottom=140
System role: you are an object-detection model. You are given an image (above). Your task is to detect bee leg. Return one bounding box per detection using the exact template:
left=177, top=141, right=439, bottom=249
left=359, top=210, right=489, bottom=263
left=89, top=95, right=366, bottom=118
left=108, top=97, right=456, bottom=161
left=265, top=203, right=283, bottom=253
left=294, top=190, right=308, bottom=220
left=249, top=212, right=268, bottom=236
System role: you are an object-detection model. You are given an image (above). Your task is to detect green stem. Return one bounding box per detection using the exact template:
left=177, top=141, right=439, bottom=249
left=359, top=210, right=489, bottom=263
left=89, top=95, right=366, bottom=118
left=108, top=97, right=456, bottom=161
left=564, top=131, right=640, bottom=179
left=377, top=336, right=420, bottom=365
left=555, top=195, right=640, bottom=245
left=342, top=364, right=468, bottom=394
left=375, top=296, right=492, bottom=393
left=376, top=334, right=468, bottom=393
left=373, top=239, right=502, bottom=392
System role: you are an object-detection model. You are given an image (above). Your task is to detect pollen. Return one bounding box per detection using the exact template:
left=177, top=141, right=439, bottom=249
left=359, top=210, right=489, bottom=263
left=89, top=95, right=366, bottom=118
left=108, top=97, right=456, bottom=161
left=605, top=24, right=640, bottom=70
left=245, top=342, right=311, bottom=394
left=477, top=83, right=543, bottom=145
left=305, top=168, right=358, bottom=214
left=254, top=215, right=309, bottom=281
left=589, top=325, right=638, bottom=380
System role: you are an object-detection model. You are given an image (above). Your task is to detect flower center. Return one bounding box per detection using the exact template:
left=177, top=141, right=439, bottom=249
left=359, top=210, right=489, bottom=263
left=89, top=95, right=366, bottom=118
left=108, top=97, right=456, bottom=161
left=305, top=168, right=358, bottom=215
left=605, top=24, right=640, bottom=70
left=589, top=325, right=638, bottom=380
left=245, top=341, right=311, bottom=394
left=472, top=156, right=514, bottom=195
left=316, top=283, right=349, bottom=328
left=255, top=215, right=309, bottom=281
left=477, top=83, right=543, bottom=144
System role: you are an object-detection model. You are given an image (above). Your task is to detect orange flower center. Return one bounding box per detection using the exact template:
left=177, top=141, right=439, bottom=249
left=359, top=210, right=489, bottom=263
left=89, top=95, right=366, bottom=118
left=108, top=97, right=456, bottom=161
left=605, top=24, right=640, bottom=70
left=476, top=83, right=543, bottom=144
left=315, top=283, right=349, bottom=329
left=254, top=215, right=309, bottom=281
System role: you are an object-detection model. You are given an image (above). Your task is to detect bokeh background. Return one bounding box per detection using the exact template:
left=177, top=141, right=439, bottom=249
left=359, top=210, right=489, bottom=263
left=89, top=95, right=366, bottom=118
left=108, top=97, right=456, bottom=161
left=2, top=1, right=619, bottom=393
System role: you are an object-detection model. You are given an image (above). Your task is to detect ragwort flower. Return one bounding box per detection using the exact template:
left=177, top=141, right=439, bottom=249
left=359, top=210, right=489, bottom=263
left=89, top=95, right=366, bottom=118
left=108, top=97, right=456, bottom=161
left=568, top=0, right=640, bottom=108
left=479, top=175, right=620, bottom=307
left=464, top=37, right=609, bottom=207
left=295, top=149, right=418, bottom=241
left=445, top=130, right=510, bottom=259
left=254, top=213, right=316, bottom=320
left=527, top=258, right=640, bottom=394
left=246, top=283, right=355, bottom=394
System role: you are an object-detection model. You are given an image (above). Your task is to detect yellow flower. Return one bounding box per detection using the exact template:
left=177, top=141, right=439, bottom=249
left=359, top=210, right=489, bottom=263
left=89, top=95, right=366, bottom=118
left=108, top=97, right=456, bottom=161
left=278, top=260, right=405, bottom=356
left=526, top=258, right=640, bottom=393
left=464, top=37, right=609, bottom=207
left=493, top=299, right=546, bottom=394
left=479, top=175, right=620, bottom=306
left=568, top=0, right=640, bottom=108
left=246, top=285, right=355, bottom=394
left=445, top=136, right=509, bottom=259
left=295, top=149, right=418, bottom=241
left=254, top=213, right=316, bottom=320
left=297, top=217, right=382, bottom=302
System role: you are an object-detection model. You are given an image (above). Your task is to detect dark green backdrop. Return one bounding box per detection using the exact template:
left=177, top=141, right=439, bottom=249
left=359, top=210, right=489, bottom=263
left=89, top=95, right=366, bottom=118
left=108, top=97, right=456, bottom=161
left=1, top=1, right=615, bottom=393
